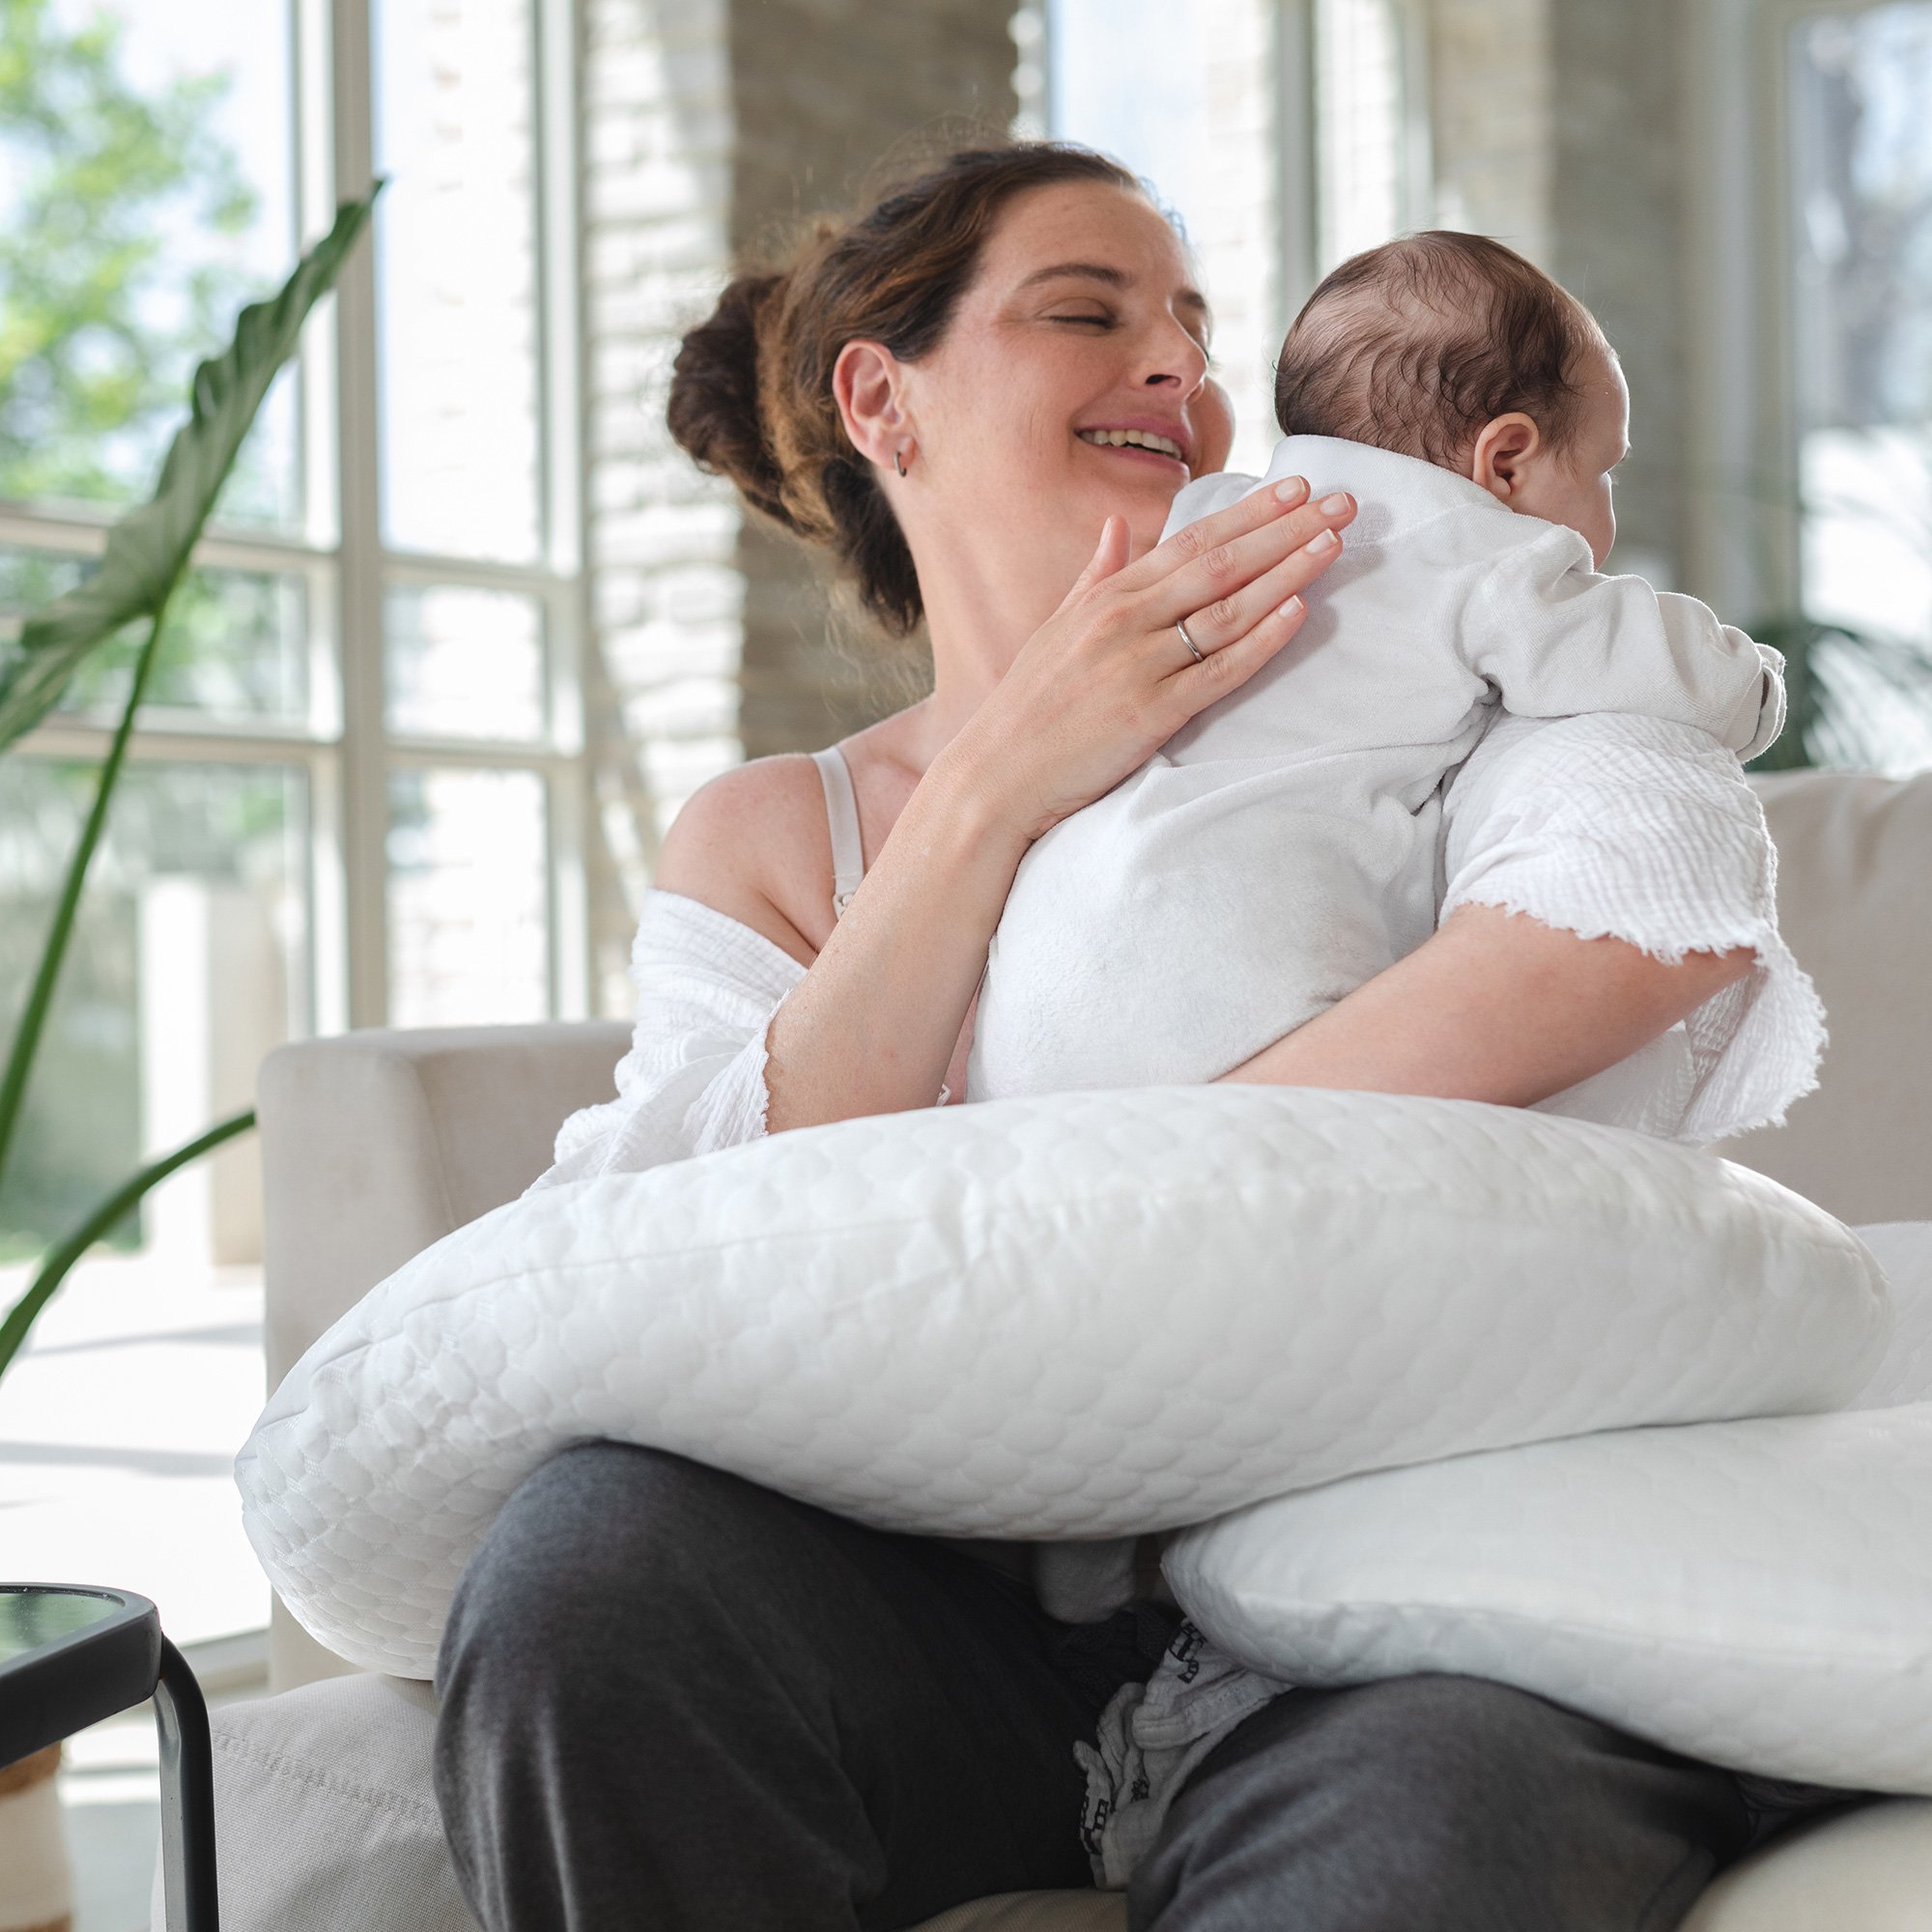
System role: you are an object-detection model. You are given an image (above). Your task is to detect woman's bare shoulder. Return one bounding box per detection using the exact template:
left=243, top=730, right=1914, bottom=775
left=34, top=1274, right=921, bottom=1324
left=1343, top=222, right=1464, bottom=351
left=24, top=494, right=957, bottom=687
left=652, top=753, right=834, bottom=968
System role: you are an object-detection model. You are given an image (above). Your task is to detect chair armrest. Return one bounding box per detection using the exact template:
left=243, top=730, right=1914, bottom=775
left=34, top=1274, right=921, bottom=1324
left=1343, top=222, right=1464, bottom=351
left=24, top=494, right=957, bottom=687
left=256, top=1022, right=632, bottom=1389
left=1722, top=772, right=1932, bottom=1224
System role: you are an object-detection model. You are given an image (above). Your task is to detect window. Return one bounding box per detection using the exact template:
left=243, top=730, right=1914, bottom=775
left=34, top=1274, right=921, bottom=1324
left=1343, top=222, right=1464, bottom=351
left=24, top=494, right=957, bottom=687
left=1787, top=1, right=1932, bottom=766
left=1689, top=0, right=1932, bottom=771
left=1041, top=0, right=1428, bottom=474
left=0, top=0, right=584, bottom=1649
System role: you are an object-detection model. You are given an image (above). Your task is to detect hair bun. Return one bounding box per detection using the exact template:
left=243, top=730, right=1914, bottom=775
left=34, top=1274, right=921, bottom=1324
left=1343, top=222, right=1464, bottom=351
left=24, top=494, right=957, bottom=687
left=664, top=143, right=1144, bottom=636
left=667, top=270, right=795, bottom=530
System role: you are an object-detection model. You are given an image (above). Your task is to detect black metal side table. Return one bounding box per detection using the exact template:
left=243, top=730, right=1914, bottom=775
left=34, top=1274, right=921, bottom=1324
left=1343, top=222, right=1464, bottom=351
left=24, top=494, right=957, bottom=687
left=0, top=1584, right=216, bottom=1932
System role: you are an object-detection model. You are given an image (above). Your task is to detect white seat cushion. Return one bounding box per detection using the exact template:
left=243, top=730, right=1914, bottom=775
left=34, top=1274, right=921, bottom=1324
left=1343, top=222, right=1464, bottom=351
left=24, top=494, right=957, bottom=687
left=153, top=1670, right=1932, bottom=1932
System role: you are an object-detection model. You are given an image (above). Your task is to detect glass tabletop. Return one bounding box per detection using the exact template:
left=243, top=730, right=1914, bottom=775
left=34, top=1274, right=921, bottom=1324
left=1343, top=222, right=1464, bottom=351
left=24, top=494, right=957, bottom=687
left=0, top=1586, right=128, bottom=1666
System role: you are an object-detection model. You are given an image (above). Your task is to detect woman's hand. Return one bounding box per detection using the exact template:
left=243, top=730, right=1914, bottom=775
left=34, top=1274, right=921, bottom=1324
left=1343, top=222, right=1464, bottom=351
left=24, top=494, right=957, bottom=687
left=1218, top=901, right=1756, bottom=1105
left=939, top=479, right=1357, bottom=844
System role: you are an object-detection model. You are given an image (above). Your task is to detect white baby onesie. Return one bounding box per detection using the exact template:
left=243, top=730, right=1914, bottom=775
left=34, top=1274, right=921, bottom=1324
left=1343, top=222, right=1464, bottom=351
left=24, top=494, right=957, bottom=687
left=967, top=435, right=1786, bottom=1101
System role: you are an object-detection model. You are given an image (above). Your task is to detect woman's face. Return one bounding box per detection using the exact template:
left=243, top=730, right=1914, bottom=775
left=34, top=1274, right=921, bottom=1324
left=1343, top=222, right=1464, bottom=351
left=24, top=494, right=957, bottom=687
left=896, top=181, right=1230, bottom=567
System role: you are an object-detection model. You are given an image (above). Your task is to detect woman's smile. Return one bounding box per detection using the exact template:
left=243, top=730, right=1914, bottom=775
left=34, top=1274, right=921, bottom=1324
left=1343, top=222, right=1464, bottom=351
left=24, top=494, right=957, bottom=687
left=1074, top=418, right=1192, bottom=471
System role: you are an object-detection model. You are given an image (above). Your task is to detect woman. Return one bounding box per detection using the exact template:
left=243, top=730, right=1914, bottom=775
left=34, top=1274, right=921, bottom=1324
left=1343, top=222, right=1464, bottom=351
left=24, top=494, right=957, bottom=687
left=431, top=143, right=1835, bottom=1931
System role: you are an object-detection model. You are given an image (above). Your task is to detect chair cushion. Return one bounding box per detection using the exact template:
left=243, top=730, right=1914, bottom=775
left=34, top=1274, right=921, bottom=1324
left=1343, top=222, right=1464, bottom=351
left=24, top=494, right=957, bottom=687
left=154, top=1669, right=1932, bottom=1931
left=148, top=1674, right=478, bottom=1932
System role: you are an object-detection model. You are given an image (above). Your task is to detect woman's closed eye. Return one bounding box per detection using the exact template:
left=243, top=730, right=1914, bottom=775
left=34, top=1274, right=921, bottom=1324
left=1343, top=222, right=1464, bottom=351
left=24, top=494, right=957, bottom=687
left=1049, top=310, right=1215, bottom=368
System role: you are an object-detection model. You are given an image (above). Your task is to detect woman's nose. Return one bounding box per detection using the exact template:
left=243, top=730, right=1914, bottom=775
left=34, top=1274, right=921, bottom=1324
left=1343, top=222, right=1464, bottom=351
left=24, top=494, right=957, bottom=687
left=1141, top=325, right=1209, bottom=390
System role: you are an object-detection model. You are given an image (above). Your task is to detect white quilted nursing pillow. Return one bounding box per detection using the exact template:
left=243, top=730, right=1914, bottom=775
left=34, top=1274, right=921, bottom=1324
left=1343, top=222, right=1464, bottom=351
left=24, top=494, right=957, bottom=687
left=237, top=1086, right=1887, bottom=1678
left=1163, top=1220, right=1932, bottom=1796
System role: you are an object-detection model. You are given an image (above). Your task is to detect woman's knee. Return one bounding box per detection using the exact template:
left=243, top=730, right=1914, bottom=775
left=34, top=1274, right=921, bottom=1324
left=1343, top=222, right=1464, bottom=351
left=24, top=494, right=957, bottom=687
left=436, top=1440, right=807, bottom=1703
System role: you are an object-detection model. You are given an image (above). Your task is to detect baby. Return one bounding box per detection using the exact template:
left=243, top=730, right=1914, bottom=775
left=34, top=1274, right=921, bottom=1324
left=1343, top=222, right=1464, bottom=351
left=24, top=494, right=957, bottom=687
left=967, top=231, right=1785, bottom=1102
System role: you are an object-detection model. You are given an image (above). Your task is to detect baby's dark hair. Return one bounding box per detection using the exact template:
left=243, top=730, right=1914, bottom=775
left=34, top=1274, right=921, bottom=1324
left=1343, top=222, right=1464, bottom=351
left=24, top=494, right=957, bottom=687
left=1273, top=232, right=1606, bottom=468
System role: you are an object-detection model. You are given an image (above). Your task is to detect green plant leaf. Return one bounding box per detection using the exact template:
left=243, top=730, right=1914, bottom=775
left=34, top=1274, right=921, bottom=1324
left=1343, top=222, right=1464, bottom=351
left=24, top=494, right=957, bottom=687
left=0, top=598, right=165, bottom=1187
left=0, top=181, right=383, bottom=750
left=0, top=1107, right=256, bottom=1382
left=1745, top=613, right=1932, bottom=772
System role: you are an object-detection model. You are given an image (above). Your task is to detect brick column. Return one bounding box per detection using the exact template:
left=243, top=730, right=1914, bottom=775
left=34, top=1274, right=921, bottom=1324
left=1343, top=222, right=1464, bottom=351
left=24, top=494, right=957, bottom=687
left=1545, top=0, right=1687, bottom=588
left=1423, top=0, right=1688, bottom=588
left=1424, top=0, right=1551, bottom=264
left=578, top=0, right=1017, bottom=1010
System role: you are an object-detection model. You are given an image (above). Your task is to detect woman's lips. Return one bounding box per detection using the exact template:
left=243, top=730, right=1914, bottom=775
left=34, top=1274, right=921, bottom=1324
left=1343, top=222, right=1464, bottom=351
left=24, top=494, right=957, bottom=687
left=1075, top=437, right=1190, bottom=474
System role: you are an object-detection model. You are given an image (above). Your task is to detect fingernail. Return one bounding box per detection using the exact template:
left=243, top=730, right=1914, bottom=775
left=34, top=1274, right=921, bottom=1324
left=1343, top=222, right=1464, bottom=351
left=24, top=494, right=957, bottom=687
left=1279, top=595, right=1305, bottom=619
left=1274, top=477, right=1309, bottom=501
left=1319, top=492, right=1353, bottom=515
left=1309, top=528, right=1341, bottom=555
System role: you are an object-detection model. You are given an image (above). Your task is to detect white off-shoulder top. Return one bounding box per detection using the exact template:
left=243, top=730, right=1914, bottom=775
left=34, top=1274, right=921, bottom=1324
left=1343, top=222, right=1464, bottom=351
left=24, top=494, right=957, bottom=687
left=536, top=710, right=1820, bottom=1196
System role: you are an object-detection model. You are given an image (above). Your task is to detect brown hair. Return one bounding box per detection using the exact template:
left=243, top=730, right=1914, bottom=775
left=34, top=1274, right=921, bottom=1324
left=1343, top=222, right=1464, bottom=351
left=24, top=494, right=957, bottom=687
left=666, top=141, right=1145, bottom=635
left=1273, top=231, right=1605, bottom=469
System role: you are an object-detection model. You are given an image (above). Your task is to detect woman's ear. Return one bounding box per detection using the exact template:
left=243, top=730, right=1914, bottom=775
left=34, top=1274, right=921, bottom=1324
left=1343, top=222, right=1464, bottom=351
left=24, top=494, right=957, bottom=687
left=833, top=339, right=912, bottom=471
left=1469, top=412, right=1543, bottom=503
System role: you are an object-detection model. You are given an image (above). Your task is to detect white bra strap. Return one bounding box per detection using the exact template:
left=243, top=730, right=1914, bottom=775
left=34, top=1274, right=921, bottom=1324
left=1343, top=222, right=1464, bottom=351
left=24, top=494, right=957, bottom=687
left=809, top=746, right=866, bottom=921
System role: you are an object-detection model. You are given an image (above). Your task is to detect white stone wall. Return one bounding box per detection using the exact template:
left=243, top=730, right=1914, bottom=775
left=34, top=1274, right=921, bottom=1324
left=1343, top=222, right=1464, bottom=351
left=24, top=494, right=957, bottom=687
left=1424, top=0, right=1551, bottom=265
left=578, top=0, right=1016, bottom=1012
left=1545, top=0, right=1686, bottom=583
left=1423, top=0, right=1686, bottom=582
left=1186, top=0, right=1285, bottom=477
left=580, top=0, right=741, bottom=1011
left=574, top=0, right=1698, bottom=1009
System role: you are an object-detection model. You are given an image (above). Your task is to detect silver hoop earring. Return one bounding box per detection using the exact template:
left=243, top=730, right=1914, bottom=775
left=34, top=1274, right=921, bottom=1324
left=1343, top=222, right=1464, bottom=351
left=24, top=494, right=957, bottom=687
left=894, top=446, right=909, bottom=477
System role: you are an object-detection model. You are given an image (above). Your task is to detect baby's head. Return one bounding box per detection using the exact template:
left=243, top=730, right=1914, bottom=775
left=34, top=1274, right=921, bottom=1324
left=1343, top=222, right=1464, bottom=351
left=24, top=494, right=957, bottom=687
left=1274, top=232, right=1628, bottom=566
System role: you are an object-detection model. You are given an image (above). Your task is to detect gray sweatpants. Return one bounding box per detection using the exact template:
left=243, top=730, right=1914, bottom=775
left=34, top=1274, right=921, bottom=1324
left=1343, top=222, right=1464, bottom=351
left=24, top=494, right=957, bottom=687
left=432, top=1441, right=1863, bottom=1931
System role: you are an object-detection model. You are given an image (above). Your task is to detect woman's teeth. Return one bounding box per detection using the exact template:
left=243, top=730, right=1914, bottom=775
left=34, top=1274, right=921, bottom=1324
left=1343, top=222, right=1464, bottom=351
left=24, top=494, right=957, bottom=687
left=1078, top=428, right=1185, bottom=461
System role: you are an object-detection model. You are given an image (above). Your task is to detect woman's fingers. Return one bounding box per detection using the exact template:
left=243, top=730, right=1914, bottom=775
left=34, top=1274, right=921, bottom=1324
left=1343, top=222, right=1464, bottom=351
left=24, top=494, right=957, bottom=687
left=1054, top=513, right=1132, bottom=616
left=1166, top=522, right=1345, bottom=658
left=1167, top=586, right=1311, bottom=707
left=1111, top=474, right=1310, bottom=596
left=1139, top=487, right=1356, bottom=638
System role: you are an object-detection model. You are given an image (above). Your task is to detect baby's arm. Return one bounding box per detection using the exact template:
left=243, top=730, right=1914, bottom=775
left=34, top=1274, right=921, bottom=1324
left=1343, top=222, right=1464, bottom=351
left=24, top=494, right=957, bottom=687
left=1465, top=520, right=1784, bottom=758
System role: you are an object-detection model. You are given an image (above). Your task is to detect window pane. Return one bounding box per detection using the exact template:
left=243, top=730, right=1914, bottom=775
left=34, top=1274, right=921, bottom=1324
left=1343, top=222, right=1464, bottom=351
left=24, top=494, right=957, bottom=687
left=1318, top=0, right=1412, bottom=269
left=1, top=547, right=311, bottom=726
left=0, top=0, right=301, bottom=530
left=0, top=757, right=307, bottom=1253
left=1048, top=0, right=1283, bottom=474
left=0, top=754, right=297, bottom=1647
left=1789, top=2, right=1932, bottom=770
left=386, top=583, right=546, bottom=740
left=375, top=0, right=544, bottom=562
left=387, top=766, right=548, bottom=1025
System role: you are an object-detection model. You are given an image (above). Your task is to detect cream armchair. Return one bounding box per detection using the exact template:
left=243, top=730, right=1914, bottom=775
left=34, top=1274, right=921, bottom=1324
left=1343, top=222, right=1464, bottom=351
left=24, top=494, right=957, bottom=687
left=178, top=770, right=1932, bottom=1932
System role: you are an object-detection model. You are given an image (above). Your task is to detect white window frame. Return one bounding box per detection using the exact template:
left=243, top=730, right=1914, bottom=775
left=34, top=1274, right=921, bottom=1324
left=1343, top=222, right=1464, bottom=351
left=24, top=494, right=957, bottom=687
left=5, top=0, right=591, bottom=1040
left=1682, top=0, right=1891, bottom=621
left=1033, top=0, right=1431, bottom=370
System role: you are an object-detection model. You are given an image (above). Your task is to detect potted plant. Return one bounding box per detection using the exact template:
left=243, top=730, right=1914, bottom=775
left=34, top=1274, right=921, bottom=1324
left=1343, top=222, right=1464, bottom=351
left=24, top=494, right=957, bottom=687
left=0, top=185, right=379, bottom=1932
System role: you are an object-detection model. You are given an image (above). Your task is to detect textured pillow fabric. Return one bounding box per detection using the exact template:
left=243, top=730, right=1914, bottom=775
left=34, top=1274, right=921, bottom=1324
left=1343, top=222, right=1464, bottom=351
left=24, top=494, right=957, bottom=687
left=1161, top=1223, right=1932, bottom=1794
left=237, top=1086, right=1887, bottom=1678
left=1843, top=1223, right=1932, bottom=1408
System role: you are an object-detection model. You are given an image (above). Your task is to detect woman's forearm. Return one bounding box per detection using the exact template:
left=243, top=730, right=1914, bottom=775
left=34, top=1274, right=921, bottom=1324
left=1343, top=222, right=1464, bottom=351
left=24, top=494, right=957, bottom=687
left=1218, top=901, right=1755, bottom=1105
left=761, top=755, right=1028, bottom=1131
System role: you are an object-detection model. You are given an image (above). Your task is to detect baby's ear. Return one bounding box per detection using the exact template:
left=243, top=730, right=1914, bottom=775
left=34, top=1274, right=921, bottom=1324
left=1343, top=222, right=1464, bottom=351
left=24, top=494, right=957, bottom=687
left=1469, top=412, right=1543, bottom=501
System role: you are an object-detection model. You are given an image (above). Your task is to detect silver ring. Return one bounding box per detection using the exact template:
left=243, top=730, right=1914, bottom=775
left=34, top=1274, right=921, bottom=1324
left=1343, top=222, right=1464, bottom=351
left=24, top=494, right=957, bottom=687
left=1176, top=617, right=1206, bottom=664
